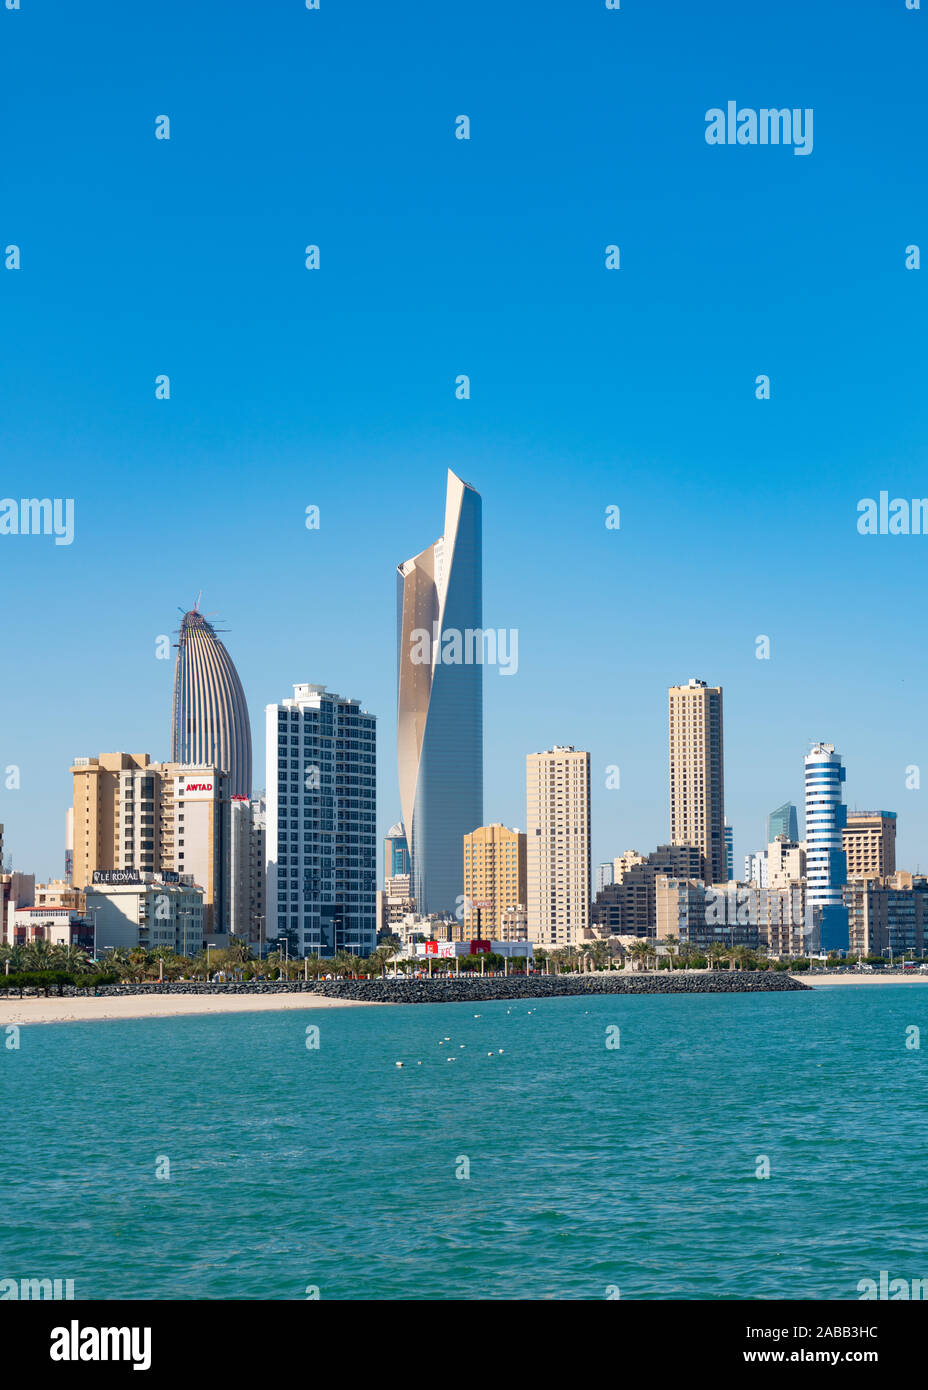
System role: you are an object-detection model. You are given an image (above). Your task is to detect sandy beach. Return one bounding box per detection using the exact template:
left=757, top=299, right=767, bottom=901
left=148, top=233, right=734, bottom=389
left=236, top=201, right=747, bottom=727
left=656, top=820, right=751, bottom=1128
left=0, top=992, right=380, bottom=1027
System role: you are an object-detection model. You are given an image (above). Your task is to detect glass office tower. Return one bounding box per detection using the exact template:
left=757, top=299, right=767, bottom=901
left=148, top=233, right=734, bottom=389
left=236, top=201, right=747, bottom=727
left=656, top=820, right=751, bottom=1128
left=396, top=470, right=483, bottom=916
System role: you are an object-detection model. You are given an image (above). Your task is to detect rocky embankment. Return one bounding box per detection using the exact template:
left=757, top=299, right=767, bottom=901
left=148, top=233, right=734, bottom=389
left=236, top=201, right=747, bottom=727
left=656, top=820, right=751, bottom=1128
left=307, top=972, right=809, bottom=1002
left=55, top=971, right=809, bottom=1003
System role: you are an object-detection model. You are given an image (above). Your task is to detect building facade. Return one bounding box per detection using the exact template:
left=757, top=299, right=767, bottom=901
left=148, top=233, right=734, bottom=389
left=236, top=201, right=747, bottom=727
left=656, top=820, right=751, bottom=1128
left=669, top=679, right=726, bottom=883
left=85, top=874, right=204, bottom=955
left=593, top=844, right=707, bottom=938
left=396, top=470, right=483, bottom=915
left=744, top=850, right=769, bottom=888
left=526, top=747, right=591, bottom=947
left=767, top=835, right=805, bottom=889
left=843, top=811, right=897, bottom=881
left=462, top=824, right=527, bottom=939
left=845, top=875, right=928, bottom=959
left=266, top=684, right=377, bottom=959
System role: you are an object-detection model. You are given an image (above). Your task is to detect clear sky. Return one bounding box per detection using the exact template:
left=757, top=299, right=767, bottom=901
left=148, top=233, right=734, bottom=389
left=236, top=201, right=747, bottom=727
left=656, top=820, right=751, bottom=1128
left=1, top=0, right=926, bottom=883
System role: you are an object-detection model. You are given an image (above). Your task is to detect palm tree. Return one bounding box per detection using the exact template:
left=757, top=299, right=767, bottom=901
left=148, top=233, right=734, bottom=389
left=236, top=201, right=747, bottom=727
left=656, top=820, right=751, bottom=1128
left=663, top=936, right=680, bottom=972
left=331, top=951, right=352, bottom=979
left=730, top=944, right=754, bottom=972
left=22, top=939, right=57, bottom=972
left=366, top=946, right=392, bottom=978
left=706, top=943, right=727, bottom=972
left=627, top=939, right=651, bottom=973
left=49, top=943, right=93, bottom=975
left=379, top=940, right=401, bottom=975
left=585, top=940, right=610, bottom=972
left=105, top=947, right=134, bottom=979
left=227, top=935, right=254, bottom=969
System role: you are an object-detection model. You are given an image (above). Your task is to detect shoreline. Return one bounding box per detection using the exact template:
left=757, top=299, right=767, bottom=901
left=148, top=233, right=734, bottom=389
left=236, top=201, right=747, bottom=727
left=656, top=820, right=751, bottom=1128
left=0, top=970, right=807, bottom=1024
left=6, top=971, right=924, bottom=1025
left=0, top=992, right=380, bottom=1027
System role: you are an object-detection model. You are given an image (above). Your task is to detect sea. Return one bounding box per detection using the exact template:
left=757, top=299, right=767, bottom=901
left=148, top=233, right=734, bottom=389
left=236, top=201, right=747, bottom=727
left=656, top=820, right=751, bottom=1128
left=3, top=985, right=927, bottom=1300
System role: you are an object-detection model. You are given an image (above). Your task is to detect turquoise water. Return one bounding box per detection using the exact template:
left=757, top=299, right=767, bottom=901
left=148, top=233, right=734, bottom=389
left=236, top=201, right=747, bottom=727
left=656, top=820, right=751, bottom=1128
left=3, top=986, right=928, bottom=1300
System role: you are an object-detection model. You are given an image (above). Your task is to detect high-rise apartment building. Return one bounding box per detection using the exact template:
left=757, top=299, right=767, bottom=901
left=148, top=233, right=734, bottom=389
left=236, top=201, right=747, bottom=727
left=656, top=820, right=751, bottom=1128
left=526, top=747, right=591, bottom=947
left=845, top=874, right=927, bottom=959
left=669, top=679, right=726, bottom=883
left=804, top=743, right=848, bottom=951
left=172, top=605, right=253, bottom=799
left=69, top=754, right=241, bottom=939
left=71, top=753, right=154, bottom=888
left=843, top=811, right=897, bottom=881
left=266, top=684, right=377, bottom=959
left=462, top=824, right=527, bottom=939
left=396, top=470, right=483, bottom=914
left=724, top=821, right=734, bottom=881
left=767, top=802, right=799, bottom=845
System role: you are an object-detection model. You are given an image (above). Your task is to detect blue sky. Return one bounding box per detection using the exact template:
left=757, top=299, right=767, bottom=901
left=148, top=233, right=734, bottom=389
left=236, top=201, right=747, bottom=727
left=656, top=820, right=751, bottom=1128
left=1, top=0, right=926, bottom=882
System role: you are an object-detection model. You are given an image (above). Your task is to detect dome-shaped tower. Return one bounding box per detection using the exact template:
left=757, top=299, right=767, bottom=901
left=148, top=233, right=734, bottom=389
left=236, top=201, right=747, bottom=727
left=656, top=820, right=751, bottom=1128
left=171, top=604, right=252, bottom=798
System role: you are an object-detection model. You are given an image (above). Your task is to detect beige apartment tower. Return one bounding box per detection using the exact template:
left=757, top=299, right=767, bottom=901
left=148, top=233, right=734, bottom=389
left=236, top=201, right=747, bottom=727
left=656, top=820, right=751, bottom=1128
left=462, top=824, right=527, bottom=940
left=70, top=753, right=154, bottom=891
left=70, top=754, right=233, bottom=937
left=669, top=679, right=726, bottom=883
left=843, top=812, right=897, bottom=881
left=526, top=747, right=591, bottom=947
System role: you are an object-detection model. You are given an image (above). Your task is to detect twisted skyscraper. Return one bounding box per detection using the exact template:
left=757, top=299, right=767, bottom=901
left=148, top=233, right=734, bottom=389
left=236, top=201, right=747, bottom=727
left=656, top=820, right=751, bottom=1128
left=172, top=604, right=253, bottom=798
left=397, top=471, right=483, bottom=915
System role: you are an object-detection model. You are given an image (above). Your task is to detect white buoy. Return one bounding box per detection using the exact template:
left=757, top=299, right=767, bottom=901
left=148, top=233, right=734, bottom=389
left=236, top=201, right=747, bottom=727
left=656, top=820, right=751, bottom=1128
left=395, top=1062, right=404, bottom=1067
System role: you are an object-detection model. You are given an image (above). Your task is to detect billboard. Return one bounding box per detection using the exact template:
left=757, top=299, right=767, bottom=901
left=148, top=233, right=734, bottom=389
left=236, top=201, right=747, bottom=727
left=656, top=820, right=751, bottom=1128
left=91, top=869, right=142, bottom=886
left=176, top=777, right=216, bottom=801
left=422, top=940, right=455, bottom=958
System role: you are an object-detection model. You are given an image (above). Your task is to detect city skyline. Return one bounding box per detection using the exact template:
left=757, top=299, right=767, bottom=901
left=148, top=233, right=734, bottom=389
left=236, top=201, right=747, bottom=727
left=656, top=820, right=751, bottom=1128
left=3, top=5, right=927, bottom=890
left=0, top=575, right=923, bottom=891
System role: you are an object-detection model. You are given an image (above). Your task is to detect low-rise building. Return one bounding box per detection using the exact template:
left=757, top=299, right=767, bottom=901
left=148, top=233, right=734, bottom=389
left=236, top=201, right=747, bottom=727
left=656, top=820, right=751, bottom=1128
left=85, top=874, right=204, bottom=956
left=7, top=905, right=93, bottom=951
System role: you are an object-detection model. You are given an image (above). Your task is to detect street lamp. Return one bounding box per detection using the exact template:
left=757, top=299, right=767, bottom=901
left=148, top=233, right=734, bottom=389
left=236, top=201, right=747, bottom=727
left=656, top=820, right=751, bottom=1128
left=85, top=904, right=101, bottom=962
